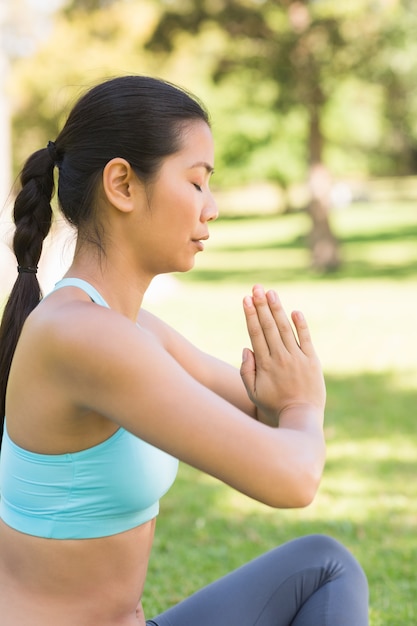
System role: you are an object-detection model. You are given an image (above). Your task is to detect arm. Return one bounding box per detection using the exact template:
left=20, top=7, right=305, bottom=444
left=138, top=308, right=257, bottom=417
left=46, top=286, right=326, bottom=508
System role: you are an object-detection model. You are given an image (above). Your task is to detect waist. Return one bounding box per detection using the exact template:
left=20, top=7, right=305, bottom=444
left=0, top=518, right=155, bottom=625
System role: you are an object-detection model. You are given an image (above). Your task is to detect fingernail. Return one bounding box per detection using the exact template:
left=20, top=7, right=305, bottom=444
left=267, top=290, right=276, bottom=303
left=253, top=286, right=264, bottom=298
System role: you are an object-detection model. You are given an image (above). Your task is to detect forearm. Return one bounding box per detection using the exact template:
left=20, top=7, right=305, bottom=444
left=144, top=312, right=257, bottom=416
left=188, top=351, right=257, bottom=417
left=220, top=414, right=326, bottom=508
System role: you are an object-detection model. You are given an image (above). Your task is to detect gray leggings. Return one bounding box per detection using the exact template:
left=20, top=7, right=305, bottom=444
left=146, top=534, right=368, bottom=626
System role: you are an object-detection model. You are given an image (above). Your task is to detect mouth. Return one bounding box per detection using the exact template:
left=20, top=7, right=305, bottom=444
left=192, top=234, right=209, bottom=250
left=192, top=239, right=205, bottom=251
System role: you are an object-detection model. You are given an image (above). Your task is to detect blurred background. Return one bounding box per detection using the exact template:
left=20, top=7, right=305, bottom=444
left=2, top=0, right=417, bottom=288
left=1, top=2, right=417, bottom=624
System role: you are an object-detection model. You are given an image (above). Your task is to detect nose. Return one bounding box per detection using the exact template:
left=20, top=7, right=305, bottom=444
left=202, top=192, right=219, bottom=223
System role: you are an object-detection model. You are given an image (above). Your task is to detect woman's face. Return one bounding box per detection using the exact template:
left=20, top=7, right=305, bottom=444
left=134, top=120, right=218, bottom=276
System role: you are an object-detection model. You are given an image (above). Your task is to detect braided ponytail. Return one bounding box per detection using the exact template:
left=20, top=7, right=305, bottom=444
left=0, top=145, right=55, bottom=442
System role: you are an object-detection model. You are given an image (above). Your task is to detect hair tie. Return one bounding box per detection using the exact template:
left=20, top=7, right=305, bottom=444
left=17, top=265, right=38, bottom=274
left=47, top=140, right=57, bottom=164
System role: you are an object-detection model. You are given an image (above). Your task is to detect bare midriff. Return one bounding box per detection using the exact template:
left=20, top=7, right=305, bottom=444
left=0, top=517, right=156, bottom=626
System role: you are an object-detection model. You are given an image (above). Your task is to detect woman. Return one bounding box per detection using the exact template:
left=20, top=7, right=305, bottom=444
left=0, top=75, right=368, bottom=625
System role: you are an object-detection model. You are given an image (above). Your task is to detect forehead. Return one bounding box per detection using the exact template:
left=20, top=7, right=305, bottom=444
left=174, top=121, right=214, bottom=165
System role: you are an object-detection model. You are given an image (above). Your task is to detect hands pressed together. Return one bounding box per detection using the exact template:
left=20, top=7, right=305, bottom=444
left=240, top=285, right=326, bottom=428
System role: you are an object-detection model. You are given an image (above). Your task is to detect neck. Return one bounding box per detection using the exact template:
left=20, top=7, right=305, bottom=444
left=65, top=247, right=152, bottom=323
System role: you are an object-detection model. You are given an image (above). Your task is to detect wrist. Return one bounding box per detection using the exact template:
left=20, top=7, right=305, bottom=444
left=254, top=407, right=280, bottom=427
left=278, top=403, right=324, bottom=431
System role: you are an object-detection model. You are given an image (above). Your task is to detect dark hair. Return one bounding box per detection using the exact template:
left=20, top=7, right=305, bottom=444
left=0, top=75, right=210, bottom=442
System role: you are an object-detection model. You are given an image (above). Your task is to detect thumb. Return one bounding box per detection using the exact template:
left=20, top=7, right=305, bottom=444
left=240, top=348, right=256, bottom=397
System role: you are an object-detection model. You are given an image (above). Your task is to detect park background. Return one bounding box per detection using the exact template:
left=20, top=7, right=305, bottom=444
left=1, top=1, right=417, bottom=624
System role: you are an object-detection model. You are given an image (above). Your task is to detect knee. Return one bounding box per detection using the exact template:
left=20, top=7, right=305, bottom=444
left=300, top=534, right=368, bottom=587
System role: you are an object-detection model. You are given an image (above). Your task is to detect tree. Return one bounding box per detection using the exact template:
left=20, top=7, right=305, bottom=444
left=9, top=0, right=416, bottom=271
left=360, top=1, right=417, bottom=177
left=9, top=0, right=157, bottom=173
left=0, top=0, right=68, bottom=209
left=146, top=0, right=407, bottom=272
left=64, top=0, right=113, bottom=9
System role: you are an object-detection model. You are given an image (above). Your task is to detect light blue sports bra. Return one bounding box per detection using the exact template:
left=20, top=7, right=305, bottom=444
left=0, top=278, right=178, bottom=539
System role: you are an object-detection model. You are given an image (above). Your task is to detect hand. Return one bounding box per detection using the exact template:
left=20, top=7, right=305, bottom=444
left=240, top=285, right=326, bottom=427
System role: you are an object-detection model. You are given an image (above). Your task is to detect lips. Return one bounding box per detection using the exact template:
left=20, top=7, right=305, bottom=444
left=192, top=239, right=205, bottom=251
left=192, top=234, right=209, bottom=250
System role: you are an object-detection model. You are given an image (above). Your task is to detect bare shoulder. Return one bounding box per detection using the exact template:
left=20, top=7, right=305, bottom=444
left=18, top=289, right=136, bottom=357
left=36, top=293, right=158, bottom=374
left=11, top=291, right=157, bottom=410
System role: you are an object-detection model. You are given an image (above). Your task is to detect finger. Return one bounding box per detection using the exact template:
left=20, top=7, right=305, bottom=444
left=291, top=310, right=316, bottom=357
left=251, top=286, right=284, bottom=354
left=240, top=347, right=256, bottom=398
left=242, top=292, right=271, bottom=357
left=264, top=289, right=299, bottom=353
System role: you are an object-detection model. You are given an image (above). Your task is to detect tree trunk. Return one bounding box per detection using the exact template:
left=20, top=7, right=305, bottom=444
left=306, top=105, right=341, bottom=272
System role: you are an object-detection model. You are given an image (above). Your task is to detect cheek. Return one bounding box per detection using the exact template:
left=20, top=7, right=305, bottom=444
left=169, top=190, right=196, bottom=223
left=150, top=177, right=196, bottom=225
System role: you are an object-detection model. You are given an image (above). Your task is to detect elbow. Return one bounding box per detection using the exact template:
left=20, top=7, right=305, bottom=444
left=290, top=471, right=322, bottom=508
left=294, top=448, right=326, bottom=507
left=267, top=446, right=326, bottom=509
left=290, top=437, right=326, bottom=508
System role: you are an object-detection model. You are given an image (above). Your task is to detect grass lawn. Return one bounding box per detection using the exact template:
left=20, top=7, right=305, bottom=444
left=142, top=200, right=417, bottom=625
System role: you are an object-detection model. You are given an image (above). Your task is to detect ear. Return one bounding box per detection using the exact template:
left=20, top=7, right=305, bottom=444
left=102, top=158, right=140, bottom=213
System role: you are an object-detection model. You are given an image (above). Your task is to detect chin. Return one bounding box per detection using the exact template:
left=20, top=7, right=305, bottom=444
left=177, top=258, right=196, bottom=273
left=155, top=256, right=196, bottom=275
left=179, top=263, right=195, bottom=274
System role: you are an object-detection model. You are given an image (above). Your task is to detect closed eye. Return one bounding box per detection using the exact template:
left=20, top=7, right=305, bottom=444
left=193, top=183, right=202, bottom=192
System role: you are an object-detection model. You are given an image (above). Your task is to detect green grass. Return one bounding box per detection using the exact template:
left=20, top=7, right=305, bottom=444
left=142, top=200, right=417, bottom=625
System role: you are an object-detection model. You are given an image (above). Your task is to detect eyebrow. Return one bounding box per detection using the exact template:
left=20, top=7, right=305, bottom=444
left=190, top=161, right=215, bottom=174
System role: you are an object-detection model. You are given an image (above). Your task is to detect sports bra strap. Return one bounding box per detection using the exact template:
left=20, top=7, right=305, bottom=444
left=53, top=278, right=110, bottom=308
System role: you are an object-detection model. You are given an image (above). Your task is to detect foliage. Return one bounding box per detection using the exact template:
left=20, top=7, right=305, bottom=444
left=8, top=0, right=417, bottom=188
left=63, top=0, right=115, bottom=12
left=145, top=0, right=417, bottom=270
left=362, top=3, right=417, bottom=175
left=9, top=1, right=157, bottom=174
left=7, top=0, right=417, bottom=271
left=146, top=0, right=417, bottom=180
